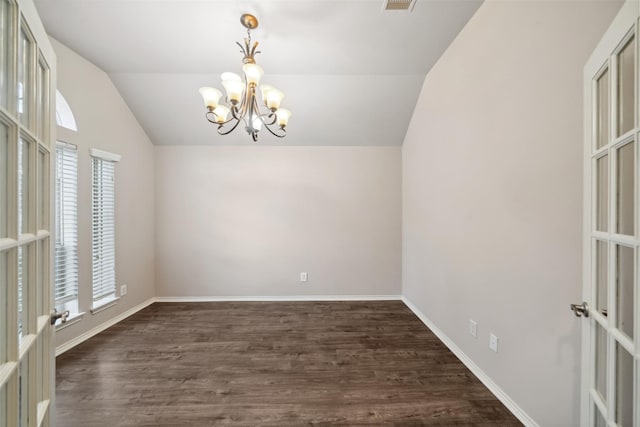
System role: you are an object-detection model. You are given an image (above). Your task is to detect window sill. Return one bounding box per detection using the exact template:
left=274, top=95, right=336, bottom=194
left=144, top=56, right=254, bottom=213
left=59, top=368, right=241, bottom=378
left=90, top=297, right=120, bottom=315
left=56, top=312, right=86, bottom=331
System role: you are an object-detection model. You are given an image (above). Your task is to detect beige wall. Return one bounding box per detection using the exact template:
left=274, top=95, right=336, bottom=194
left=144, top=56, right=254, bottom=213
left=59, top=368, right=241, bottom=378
left=53, top=39, right=156, bottom=348
left=402, top=1, right=621, bottom=425
left=155, top=146, right=401, bottom=298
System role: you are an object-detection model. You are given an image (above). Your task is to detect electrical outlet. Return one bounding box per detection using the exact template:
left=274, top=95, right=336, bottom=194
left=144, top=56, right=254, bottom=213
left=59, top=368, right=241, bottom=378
left=469, top=320, right=477, bottom=338
left=121, top=284, right=127, bottom=296
left=489, top=333, right=498, bottom=352
left=300, top=272, right=308, bottom=282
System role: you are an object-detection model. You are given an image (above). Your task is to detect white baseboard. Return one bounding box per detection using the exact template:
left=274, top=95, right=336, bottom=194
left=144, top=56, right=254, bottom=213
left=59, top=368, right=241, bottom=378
left=154, top=295, right=402, bottom=302
left=55, top=297, right=155, bottom=357
left=401, top=296, right=538, bottom=427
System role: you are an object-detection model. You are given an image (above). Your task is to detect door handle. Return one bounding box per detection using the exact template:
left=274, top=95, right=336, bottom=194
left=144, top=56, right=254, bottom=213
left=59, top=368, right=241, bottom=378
left=50, top=309, right=70, bottom=325
left=570, top=302, right=589, bottom=318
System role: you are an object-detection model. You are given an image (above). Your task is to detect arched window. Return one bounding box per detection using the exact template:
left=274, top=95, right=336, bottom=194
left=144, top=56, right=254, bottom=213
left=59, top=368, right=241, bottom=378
left=56, top=90, right=77, bottom=131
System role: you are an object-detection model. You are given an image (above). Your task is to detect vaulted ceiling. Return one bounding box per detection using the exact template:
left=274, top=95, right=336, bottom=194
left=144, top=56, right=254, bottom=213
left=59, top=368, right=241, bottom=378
left=34, top=0, right=482, bottom=146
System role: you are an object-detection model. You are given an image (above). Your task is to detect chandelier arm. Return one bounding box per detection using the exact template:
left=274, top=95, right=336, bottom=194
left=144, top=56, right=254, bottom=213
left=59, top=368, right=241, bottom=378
left=262, top=122, right=286, bottom=138
left=230, top=83, right=252, bottom=122
left=230, top=104, right=242, bottom=121
left=205, top=111, right=239, bottom=127
left=251, top=90, right=260, bottom=116
left=242, top=88, right=261, bottom=134
left=257, top=112, right=277, bottom=126
left=252, top=97, right=275, bottom=126
left=236, top=41, right=247, bottom=57
left=217, top=118, right=242, bottom=136
left=205, top=111, right=220, bottom=125
left=231, top=101, right=248, bottom=122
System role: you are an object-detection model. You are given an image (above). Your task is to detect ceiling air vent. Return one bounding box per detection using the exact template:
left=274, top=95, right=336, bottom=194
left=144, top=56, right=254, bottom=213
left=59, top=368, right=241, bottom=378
left=383, top=0, right=416, bottom=11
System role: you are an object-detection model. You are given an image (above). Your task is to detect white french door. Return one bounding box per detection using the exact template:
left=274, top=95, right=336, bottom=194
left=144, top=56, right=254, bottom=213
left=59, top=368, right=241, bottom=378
left=0, top=0, right=56, bottom=426
left=582, top=1, right=640, bottom=426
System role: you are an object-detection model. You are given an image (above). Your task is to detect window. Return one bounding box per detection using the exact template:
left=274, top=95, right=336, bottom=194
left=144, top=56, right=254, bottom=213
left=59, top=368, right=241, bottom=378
left=55, top=90, right=77, bottom=131
left=91, top=149, right=120, bottom=308
left=54, top=142, right=78, bottom=312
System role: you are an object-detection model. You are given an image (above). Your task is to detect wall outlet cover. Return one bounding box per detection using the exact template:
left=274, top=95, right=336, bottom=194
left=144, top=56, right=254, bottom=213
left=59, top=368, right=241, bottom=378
left=489, top=333, right=498, bottom=352
left=469, top=320, right=477, bottom=338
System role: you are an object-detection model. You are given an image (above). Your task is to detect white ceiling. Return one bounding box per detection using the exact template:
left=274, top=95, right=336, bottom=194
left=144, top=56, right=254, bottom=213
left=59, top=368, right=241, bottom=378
left=34, top=0, right=483, bottom=146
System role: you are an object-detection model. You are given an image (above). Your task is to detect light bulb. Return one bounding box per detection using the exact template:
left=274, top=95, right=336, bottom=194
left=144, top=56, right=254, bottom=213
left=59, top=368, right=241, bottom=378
left=252, top=114, right=263, bottom=131
left=276, top=108, right=291, bottom=127
left=243, top=64, right=264, bottom=86
left=259, top=84, right=274, bottom=104
left=198, top=87, right=222, bottom=110
left=221, top=72, right=242, bottom=82
left=213, top=105, right=230, bottom=123
left=221, top=72, right=244, bottom=104
left=265, top=87, right=284, bottom=111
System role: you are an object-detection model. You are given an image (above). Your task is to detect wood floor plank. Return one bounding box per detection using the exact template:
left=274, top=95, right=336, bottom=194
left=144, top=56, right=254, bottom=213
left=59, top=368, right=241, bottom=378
left=56, top=301, right=522, bottom=426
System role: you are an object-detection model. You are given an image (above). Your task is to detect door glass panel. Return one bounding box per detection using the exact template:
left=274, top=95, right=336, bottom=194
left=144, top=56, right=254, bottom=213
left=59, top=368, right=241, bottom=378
left=616, top=343, right=633, bottom=427
left=617, top=36, right=635, bottom=136
left=594, top=406, right=607, bottom=427
left=0, top=251, right=6, bottom=364
left=19, top=359, right=28, bottom=427
left=36, top=239, right=47, bottom=317
left=17, top=26, right=31, bottom=128
left=36, top=60, right=47, bottom=140
left=616, top=245, right=634, bottom=340
left=35, top=340, right=42, bottom=403
left=596, top=68, right=610, bottom=149
left=595, top=322, right=608, bottom=401
left=596, top=155, right=609, bottom=232
left=18, top=138, right=29, bottom=235
left=0, top=0, right=9, bottom=109
left=37, top=149, right=47, bottom=230
left=17, top=245, right=28, bottom=341
left=37, top=238, right=51, bottom=316
left=616, top=142, right=634, bottom=235
left=0, top=121, right=7, bottom=238
left=596, top=240, right=608, bottom=316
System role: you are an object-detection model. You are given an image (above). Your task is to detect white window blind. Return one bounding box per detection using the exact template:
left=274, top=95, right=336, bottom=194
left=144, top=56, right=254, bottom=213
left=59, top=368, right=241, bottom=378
left=54, top=142, right=78, bottom=305
left=91, top=153, right=118, bottom=303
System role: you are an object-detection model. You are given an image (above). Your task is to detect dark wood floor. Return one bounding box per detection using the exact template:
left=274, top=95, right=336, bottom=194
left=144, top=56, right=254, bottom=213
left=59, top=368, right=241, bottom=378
left=56, top=301, right=521, bottom=426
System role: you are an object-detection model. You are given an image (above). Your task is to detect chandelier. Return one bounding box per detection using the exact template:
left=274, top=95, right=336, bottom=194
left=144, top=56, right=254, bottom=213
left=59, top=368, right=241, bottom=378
left=198, top=14, right=291, bottom=142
